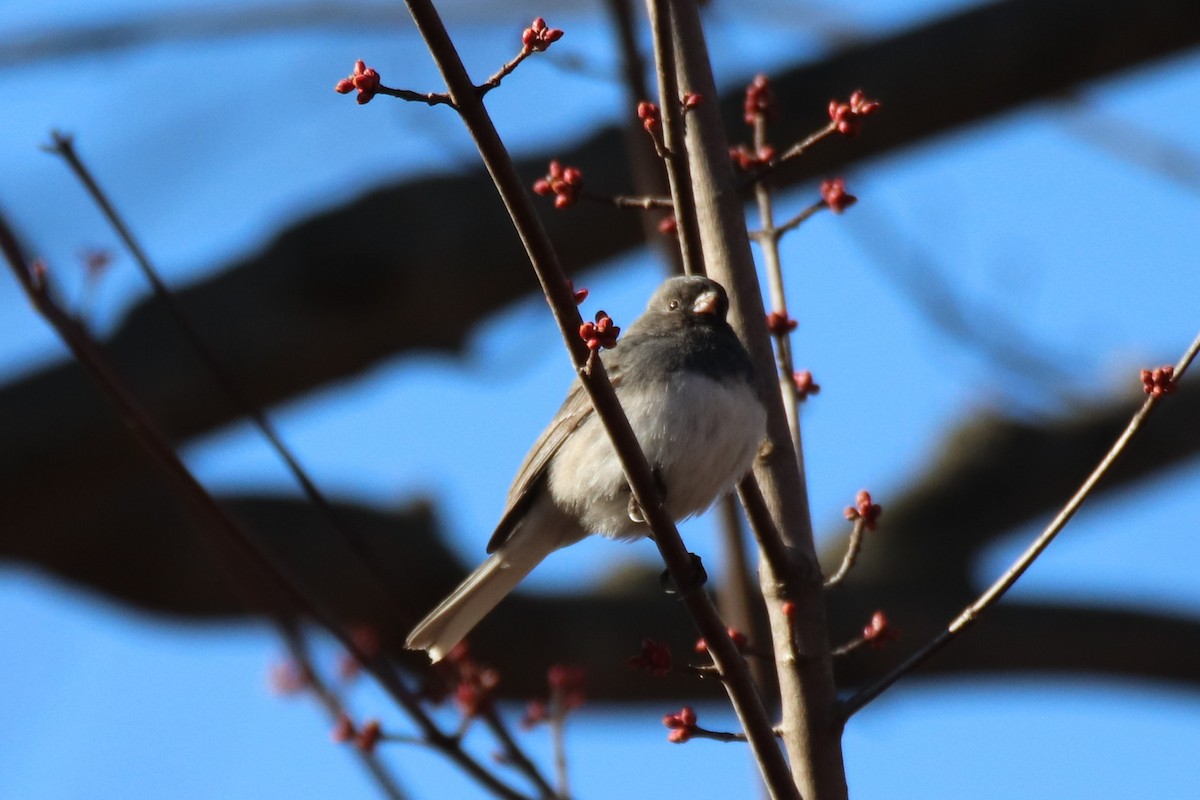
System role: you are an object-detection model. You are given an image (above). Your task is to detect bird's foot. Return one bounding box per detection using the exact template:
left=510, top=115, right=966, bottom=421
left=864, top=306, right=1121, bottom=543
left=660, top=553, right=708, bottom=599
left=627, top=494, right=645, bottom=524
left=628, top=466, right=667, bottom=524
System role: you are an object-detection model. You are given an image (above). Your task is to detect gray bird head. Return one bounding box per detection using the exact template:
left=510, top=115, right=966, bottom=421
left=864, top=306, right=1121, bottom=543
left=635, top=276, right=731, bottom=332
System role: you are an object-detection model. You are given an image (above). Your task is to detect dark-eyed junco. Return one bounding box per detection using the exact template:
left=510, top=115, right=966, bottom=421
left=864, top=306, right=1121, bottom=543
left=406, top=275, right=767, bottom=661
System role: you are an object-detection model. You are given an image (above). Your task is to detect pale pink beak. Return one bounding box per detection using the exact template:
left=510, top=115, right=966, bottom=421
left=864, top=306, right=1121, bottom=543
left=692, top=290, right=719, bottom=315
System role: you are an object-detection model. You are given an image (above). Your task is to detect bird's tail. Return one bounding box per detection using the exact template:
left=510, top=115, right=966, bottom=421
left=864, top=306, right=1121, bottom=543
left=405, top=531, right=559, bottom=662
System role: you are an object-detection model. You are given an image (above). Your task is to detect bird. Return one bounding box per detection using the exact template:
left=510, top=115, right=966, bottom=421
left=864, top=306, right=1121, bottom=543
left=405, top=275, right=767, bottom=661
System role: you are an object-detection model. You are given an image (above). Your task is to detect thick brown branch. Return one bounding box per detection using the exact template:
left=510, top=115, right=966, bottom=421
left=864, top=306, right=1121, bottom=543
left=400, top=0, right=794, bottom=795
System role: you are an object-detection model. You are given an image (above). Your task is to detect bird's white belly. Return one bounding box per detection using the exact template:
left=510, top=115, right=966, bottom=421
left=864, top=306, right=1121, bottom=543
left=548, top=373, right=765, bottom=538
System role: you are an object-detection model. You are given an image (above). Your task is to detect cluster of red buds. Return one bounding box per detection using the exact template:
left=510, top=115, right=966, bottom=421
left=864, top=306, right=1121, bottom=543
left=681, top=92, right=703, bottom=111
left=267, top=660, right=309, bottom=696
left=532, top=160, right=583, bottom=209
left=862, top=610, right=896, bottom=649
left=663, top=706, right=698, bottom=743
left=765, top=310, right=798, bottom=335
left=335, top=60, right=382, bottom=104
left=729, top=143, right=776, bottom=171
left=521, top=698, right=548, bottom=729
left=820, top=178, right=857, bottom=214
left=549, top=664, right=587, bottom=709
left=628, top=638, right=673, bottom=677
left=452, top=649, right=500, bottom=717
left=828, top=89, right=880, bottom=136
left=695, top=627, right=748, bottom=655
left=793, top=370, right=821, bottom=400
left=657, top=215, right=677, bottom=236
left=335, top=623, right=382, bottom=682
left=522, top=17, right=564, bottom=53
left=331, top=715, right=384, bottom=754
left=28, top=259, right=48, bottom=291
left=744, top=74, right=777, bottom=124
left=580, top=310, right=620, bottom=350
left=521, top=664, right=587, bottom=729
left=637, top=101, right=661, bottom=133
left=1141, top=366, right=1177, bottom=397
left=80, top=248, right=113, bottom=279
left=844, top=489, right=882, bottom=532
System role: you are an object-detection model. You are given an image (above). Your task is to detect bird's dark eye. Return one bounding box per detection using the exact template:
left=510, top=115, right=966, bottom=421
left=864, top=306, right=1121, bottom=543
left=668, top=299, right=681, bottom=311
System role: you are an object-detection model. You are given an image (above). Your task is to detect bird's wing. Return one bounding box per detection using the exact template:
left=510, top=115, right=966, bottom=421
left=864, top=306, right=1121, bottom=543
left=486, top=360, right=625, bottom=553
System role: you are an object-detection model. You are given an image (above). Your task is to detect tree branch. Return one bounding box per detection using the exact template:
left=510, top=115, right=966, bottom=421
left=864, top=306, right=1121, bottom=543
left=841, top=332, right=1200, bottom=718
left=399, top=1, right=795, bottom=796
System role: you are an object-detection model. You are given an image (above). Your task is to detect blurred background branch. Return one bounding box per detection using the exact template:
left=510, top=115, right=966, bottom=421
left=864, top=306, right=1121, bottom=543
left=3, top=0, right=1199, bottom=705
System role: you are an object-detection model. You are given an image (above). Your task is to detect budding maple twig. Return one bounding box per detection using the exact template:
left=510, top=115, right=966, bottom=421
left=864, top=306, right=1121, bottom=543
left=840, top=331, right=1200, bottom=720
left=823, top=519, right=867, bottom=589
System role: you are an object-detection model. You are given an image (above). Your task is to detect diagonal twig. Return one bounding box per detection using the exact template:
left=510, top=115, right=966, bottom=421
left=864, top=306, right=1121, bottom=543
left=280, top=624, right=409, bottom=800
left=823, top=518, right=866, bottom=589
left=840, top=330, right=1200, bottom=719
left=0, top=214, right=533, bottom=800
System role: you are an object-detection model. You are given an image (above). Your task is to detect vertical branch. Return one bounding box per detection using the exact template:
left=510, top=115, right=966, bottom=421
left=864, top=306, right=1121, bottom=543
left=646, top=0, right=776, bottom=742
left=749, top=117, right=803, bottom=462
left=646, top=0, right=704, bottom=276
left=548, top=684, right=570, bottom=799
left=603, top=0, right=682, bottom=273
left=661, top=0, right=847, bottom=796
left=400, top=2, right=797, bottom=796
left=716, top=494, right=773, bottom=695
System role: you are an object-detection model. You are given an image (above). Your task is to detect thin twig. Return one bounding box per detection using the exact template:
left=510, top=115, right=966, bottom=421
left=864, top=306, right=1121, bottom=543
left=829, top=616, right=887, bottom=659
left=45, top=135, right=562, bottom=791
left=691, top=724, right=788, bottom=743
left=43, top=131, right=401, bottom=607
left=769, top=199, right=826, bottom=238
left=823, top=519, right=866, bottom=589
left=646, top=0, right=703, bottom=277
left=830, top=637, right=868, bottom=659
left=549, top=686, right=570, bottom=799
left=735, top=474, right=807, bottom=673
left=0, top=216, right=533, bottom=800
left=586, top=191, right=674, bottom=210
left=736, top=475, right=800, bottom=603
left=715, top=493, right=775, bottom=698
left=377, top=85, right=457, bottom=108
left=478, top=50, right=533, bottom=96
left=750, top=114, right=803, bottom=465
left=778, top=122, right=839, bottom=165
left=399, top=2, right=795, bottom=797
left=601, top=0, right=683, bottom=273
left=691, top=726, right=750, bottom=743
left=47, top=129, right=559, bottom=799
left=840, top=330, right=1200, bottom=720
left=741, top=122, right=838, bottom=188
left=280, top=624, right=409, bottom=800
left=480, top=707, right=558, bottom=799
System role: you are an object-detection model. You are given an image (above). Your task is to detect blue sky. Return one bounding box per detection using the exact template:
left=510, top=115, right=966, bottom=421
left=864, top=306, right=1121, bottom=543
left=3, top=1, right=1199, bottom=798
